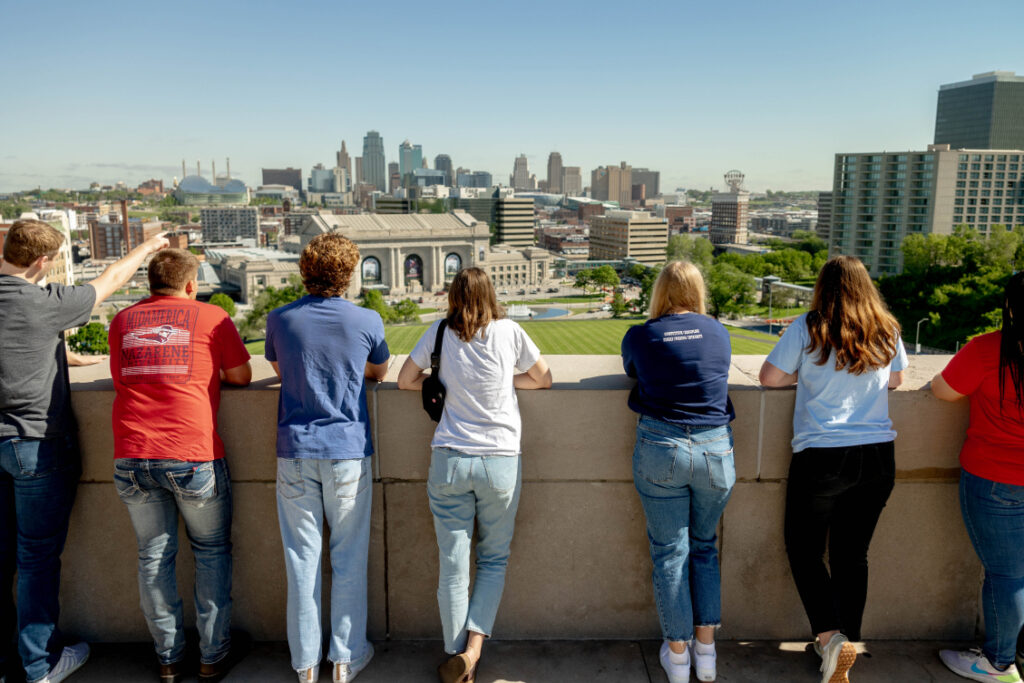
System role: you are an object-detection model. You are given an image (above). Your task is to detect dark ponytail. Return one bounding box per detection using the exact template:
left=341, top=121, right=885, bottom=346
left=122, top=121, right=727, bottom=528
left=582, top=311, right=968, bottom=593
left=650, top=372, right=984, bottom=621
left=998, top=271, right=1024, bottom=411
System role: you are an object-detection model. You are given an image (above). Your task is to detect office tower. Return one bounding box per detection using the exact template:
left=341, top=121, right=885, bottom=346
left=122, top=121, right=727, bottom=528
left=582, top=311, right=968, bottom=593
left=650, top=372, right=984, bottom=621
left=562, top=167, right=583, bottom=196
left=511, top=154, right=530, bottom=190
left=547, top=152, right=563, bottom=194
left=591, top=162, right=633, bottom=207
left=336, top=140, right=352, bottom=181
left=710, top=170, right=750, bottom=245
left=362, top=131, right=387, bottom=193
left=387, top=162, right=400, bottom=194
left=589, top=210, right=668, bottom=266
left=199, top=207, right=260, bottom=242
left=631, top=168, right=660, bottom=198
left=399, top=140, right=423, bottom=178
left=816, top=191, right=833, bottom=242
left=261, top=168, right=303, bottom=193
left=456, top=171, right=493, bottom=188
left=308, top=164, right=335, bottom=193
left=332, top=167, right=349, bottom=193
left=935, top=72, right=1024, bottom=150
left=435, top=154, right=454, bottom=186
left=495, top=195, right=535, bottom=247
left=829, top=145, right=1024, bottom=276
left=355, top=157, right=363, bottom=185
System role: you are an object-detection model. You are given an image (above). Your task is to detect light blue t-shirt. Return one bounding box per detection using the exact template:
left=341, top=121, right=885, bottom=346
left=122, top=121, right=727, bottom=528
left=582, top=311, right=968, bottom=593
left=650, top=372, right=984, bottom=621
left=765, top=314, right=908, bottom=453
left=265, top=296, right=390, bottom=459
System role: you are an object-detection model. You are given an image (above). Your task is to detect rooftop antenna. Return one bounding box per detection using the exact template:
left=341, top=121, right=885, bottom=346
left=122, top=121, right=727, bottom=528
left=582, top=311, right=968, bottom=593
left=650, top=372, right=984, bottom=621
left=196, top=160, right=201, bottom=178
left=226, top=157, right=231, bottom=179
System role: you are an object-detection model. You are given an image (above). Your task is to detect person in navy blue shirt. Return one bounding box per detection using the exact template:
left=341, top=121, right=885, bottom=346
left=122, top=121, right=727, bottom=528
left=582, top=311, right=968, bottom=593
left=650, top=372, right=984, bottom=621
left=621, top=261, right=735, bottom=683
left=265, top=234, right=390, bottom=683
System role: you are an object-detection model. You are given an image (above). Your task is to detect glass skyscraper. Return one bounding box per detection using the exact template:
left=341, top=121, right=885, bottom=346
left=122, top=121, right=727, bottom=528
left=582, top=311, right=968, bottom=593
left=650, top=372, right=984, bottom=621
left=935, top=72, right=1024, bottom=150
left=362, top=130, right=387, bottom=192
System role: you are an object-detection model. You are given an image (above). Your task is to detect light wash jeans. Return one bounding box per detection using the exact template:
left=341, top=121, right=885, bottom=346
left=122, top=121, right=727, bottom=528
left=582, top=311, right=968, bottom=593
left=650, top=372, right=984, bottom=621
left=276, top=457, right=373, bottom=672
left=427, top=447, right=522, bottom=654
left=632, top=416, right=735, bottom=642
left=0, top=434, right=81, bottom=683
left=114, top=457, right=233, bottom=666
left=960, top=469, right=1024, bottom=669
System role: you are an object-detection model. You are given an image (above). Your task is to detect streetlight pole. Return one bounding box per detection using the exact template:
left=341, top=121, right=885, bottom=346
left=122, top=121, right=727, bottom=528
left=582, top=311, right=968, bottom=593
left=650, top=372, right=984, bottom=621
left=768, top=286, right=774, bottom=336
left=915, top=317, right=928, bottom=355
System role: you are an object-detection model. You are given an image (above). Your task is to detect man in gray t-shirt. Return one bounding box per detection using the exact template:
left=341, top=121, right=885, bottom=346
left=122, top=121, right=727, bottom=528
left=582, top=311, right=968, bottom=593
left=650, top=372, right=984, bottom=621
left=0, top=219, right=167, bottom=683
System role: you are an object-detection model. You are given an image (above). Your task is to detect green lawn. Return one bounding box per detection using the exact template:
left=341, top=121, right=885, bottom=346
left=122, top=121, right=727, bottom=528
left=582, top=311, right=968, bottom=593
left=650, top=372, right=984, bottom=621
left=506, top=295, right=604, bottom=305
left=246, top=319, right=779, bottom=357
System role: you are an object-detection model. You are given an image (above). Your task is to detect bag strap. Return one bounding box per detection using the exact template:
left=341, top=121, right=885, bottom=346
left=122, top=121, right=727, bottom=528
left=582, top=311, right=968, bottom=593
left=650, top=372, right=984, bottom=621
left=430, top=320, right=448, bottom=373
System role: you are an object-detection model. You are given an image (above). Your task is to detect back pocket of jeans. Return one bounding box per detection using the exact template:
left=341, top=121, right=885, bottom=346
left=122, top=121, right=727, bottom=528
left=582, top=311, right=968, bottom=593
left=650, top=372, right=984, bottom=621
left=113, top=468, right=145, bottom=502
left=705, top=449, right=736, bottom=491
left=168, top=463, right=216, bottom=503
left=277, top=459, right=305, bottom=499
left=483, top=456, right=520, bottom=494
left=332, top=458, right=370, bottom=509
left=633, top=436, right=677, bottom=484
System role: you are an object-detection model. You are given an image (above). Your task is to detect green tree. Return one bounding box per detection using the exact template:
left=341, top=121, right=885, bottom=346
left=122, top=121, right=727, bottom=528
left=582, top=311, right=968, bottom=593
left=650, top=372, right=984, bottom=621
left=66, top=323, right=109, bottom=354
left=629, top=264, right=660, bottom=315
left=591, top=265, right=620, bottom=290
left=360, top=289, right=396, bottom=323
left=391, top=298, right=420, bottom=323
left=611, top=291, right=628, bottom=318
left=666, top=234, right=713, bottom=271
left=706, top=263, right=756, bottom=318
left=249, top=196, right=279, bottom=206
left=574, top=269, right=595, bottom=294
left=209, top=293, right=237, bottom=318
left=240, top=275, right=306, bottom=339
left=0, top=201, right=31, bottom=220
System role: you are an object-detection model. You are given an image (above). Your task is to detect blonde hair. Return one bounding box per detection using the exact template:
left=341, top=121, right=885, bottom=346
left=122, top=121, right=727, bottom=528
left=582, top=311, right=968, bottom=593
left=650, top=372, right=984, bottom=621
left=649, top=261, right=706, bottom=318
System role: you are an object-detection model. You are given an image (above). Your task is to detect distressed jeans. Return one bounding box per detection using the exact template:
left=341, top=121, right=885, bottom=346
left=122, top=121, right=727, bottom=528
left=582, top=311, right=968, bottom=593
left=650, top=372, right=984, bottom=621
left=276, top=457, right=373, bottom=673
left=0, top=434, right=81, bottom=683
left=114, top=457, right=233, bottom=666
left=632, top=416, right=735, bottom=642
left=427, top=448, right=522, bottom=654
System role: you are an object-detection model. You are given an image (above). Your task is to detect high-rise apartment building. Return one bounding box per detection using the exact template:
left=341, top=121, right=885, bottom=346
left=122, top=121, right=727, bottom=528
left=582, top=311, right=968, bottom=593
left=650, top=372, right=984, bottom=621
left=261, top=168, right=303, bottom=193
left=89, top=218, right=163, bottom=260
left=816, top=191, right=833, bottom=241
left=935, top=72, right=1024, bottom=150
left=399, top=140, right=423, bottom=178
left=546, top=152, right=563, bottom=194
left=435, top=154, right=454, bottom=186
left=631, top=168, right=660, bottom=199
left=710, top=171, right=750, bottom=245
left=336, top=140, right=352, bottom=185
left=562, top=167, right=583, bottom=197
left=589, top=210, right=668, bottom=266
left=591, top=162, right=633, bottom=207
left=362, top=131, right=387, bottom=193
left=495, top=196, right=535, bottom=247
left=200, top=207, right=260, bottom=243
left=829, top=145, right=1024, bottom=276
left=511, top=155, right=531, bottom=190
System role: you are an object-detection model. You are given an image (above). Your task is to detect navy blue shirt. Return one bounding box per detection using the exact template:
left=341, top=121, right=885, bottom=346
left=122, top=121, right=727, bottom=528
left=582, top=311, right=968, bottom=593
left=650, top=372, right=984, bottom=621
left=621, top=312, right=734, bottom=426
left=266, top=296, right=390, bottom=459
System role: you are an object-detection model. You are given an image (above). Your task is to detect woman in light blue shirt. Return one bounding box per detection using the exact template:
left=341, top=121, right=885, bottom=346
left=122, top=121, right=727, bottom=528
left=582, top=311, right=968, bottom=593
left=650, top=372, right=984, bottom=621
left=760, top=255, right=907, bottom=683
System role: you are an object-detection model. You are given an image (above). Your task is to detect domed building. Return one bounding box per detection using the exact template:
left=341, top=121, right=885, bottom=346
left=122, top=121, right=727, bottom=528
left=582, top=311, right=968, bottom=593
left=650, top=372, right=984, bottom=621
left=174, top=176, right=249, bottom=205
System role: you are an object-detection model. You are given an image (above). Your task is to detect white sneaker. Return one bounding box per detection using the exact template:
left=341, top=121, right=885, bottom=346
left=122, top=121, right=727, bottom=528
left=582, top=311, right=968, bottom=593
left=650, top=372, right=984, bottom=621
left=660, top=641, right=690, bottom=683
left=691, top=640, right=716, bottom=682
left=939, top=648, right=1023, bottom=682
left=819, top=633, right=856, bottom=683
left=297, top=664, right=319, bottom=682
left=37, top=642, right=90, bottom=683
left=334, top=644, right=374, bottom=683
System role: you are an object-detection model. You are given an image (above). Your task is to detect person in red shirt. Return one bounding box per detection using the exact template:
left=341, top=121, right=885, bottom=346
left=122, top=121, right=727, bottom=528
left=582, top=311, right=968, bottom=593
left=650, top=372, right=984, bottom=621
left=932, top=271, right=1024, bottom=683
left=108, top=249, right=251, bottom=683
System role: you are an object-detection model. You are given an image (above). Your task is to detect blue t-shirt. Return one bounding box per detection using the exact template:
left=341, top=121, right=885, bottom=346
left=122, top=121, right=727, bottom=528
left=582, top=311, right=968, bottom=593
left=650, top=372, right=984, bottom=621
left=765, top=313, right=908, bottom=453
left=265, top=296, right=390, bottom=459
left=621, top=312, right=735, bottom=426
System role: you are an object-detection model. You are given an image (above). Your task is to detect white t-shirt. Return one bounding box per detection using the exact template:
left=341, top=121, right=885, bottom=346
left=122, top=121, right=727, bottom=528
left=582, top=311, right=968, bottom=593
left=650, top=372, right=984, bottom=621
left=410, top=318, right=541, bottom=456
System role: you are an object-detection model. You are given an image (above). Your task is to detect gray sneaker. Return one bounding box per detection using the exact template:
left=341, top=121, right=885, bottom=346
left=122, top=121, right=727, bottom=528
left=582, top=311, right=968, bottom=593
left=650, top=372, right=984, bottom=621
left=334, top=644, right=374, bottom=683
left=38, top=642, right=90, bottom=683
left=819, top=633, right=856, bottom=683
left=297, top=664, right=319, bottom=682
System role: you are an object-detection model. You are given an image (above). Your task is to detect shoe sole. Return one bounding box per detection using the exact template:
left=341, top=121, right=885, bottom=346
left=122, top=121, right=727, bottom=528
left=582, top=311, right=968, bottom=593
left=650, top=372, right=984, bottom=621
left=437, top=654, right=472, bottom=683
left=827, top=642, right=857, bottom=683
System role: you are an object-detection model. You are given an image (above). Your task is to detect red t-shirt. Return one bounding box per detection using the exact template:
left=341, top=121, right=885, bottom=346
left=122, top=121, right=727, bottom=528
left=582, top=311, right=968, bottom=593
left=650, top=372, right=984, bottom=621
left=109, top=296, right=251, bottom=461
left=942, top=331, right=1024, bottom=485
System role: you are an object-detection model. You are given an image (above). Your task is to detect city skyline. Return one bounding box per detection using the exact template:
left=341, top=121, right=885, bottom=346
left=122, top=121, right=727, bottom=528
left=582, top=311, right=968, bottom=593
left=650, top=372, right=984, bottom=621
left=1, top=0, right=1022, bottom=193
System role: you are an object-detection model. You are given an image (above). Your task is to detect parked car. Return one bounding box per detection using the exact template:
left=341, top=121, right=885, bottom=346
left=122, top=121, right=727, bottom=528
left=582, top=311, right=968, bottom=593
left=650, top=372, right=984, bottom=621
left=501, top=289, right=509, bottom=295
left=600, top=303, right=613, bottom=312
left=517, top=289, right=527, bottom=295
left=547, top=287, right=559, bottom=293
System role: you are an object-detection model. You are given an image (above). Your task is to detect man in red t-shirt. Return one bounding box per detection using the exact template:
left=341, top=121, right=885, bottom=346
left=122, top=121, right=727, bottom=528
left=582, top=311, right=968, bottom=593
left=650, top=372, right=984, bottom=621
left=108, top=249, right=250, bottom=682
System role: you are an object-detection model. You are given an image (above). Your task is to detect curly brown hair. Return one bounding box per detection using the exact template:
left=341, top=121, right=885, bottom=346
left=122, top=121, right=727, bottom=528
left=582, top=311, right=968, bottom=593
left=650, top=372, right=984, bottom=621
left=300, top=233, right=359, bottom=297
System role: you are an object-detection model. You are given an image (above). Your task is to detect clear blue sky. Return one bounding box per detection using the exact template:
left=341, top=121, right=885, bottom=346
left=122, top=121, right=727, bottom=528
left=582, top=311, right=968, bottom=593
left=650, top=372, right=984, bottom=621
left=1, top=0, right=1022, bottom=193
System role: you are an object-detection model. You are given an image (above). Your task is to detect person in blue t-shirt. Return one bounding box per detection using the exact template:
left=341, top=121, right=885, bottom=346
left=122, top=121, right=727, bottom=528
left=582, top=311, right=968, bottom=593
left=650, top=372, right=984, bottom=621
left=265, top=234, right=390, bottom=683
left=759, top=255, right=907, bottom=683
left=621, top=261, right=735, bottom=683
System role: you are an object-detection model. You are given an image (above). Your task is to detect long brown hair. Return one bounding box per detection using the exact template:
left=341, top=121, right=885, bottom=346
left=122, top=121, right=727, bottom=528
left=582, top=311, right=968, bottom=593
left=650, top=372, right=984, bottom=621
left=805, top=255, right=901, bottom=374
left=649, top=261, right=706, bottom=318
left=446, top=267, right=504, bottom=342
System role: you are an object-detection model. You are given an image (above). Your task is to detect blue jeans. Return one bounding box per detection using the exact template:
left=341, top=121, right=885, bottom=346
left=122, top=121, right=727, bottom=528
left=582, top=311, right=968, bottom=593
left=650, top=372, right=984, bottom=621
left=114, top=458, right=233, bottom=666
left=960, top=469, right=1024, bottom=669
left=427, top=448, right=521, bottom=654
left=0, top=435, right=81, bottom=682
left=276, top=457, right=373, bottom=672
left=632, top=416, right=735, bottom=642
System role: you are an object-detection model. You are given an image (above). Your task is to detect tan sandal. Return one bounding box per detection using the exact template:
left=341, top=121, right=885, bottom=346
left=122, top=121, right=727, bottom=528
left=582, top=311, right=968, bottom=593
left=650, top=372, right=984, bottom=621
left=437, top=653, right=472, bottom=683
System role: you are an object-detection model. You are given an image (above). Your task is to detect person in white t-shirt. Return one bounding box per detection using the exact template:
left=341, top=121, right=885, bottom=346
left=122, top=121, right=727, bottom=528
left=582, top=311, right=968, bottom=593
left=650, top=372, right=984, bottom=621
left=398, top=267, right=551, bottom=683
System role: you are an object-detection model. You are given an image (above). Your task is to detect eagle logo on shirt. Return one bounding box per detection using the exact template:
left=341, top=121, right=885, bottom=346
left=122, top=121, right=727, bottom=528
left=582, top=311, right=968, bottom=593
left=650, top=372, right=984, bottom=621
left=133, top=325, right=174, bottom=344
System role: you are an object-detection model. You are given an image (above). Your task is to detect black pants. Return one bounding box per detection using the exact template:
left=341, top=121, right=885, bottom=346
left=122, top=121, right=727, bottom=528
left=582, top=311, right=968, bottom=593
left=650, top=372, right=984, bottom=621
left=783, top=441, right=895, bottom=640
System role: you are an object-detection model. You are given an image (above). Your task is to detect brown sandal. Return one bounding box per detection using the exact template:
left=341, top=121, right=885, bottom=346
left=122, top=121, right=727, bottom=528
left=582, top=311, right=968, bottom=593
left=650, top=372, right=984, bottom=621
left=437, top=653, right=473, bottom=683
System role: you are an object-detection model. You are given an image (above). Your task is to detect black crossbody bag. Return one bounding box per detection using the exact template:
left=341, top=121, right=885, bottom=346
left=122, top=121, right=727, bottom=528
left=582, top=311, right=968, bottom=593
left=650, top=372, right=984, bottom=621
left=421, top=320, right=449, bottom=422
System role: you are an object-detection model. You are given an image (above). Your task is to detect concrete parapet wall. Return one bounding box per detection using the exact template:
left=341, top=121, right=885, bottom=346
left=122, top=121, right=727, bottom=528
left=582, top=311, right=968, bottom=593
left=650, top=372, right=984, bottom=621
left=65, top=355, right=976, bottom=643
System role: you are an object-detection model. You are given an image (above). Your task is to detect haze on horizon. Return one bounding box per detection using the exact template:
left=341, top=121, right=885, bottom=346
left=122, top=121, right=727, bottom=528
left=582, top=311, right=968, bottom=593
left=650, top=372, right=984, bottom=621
left=0, top=0, right=1021, bottom=194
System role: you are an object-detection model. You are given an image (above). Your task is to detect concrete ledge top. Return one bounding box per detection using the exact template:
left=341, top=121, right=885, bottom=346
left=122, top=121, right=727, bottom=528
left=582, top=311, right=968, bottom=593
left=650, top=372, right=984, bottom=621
left=71, top=354, right=952, bottom=392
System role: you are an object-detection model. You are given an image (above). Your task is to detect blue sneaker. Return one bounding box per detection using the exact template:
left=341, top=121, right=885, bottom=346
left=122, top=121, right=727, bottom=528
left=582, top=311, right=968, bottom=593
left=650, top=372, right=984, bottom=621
left=940, top=649, right=1023, bottom=682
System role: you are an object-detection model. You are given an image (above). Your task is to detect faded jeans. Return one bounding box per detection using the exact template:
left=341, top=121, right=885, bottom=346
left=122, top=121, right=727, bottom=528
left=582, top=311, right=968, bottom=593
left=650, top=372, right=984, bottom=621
left=427, top=448, right=522, bottom=654
left=0, top=434, right=81, bottom=683
left=276, top=457, right=373, bottom=672
left=632, top=416, right=735, bottom=642
left=114, top=457, right=233, bottom=666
